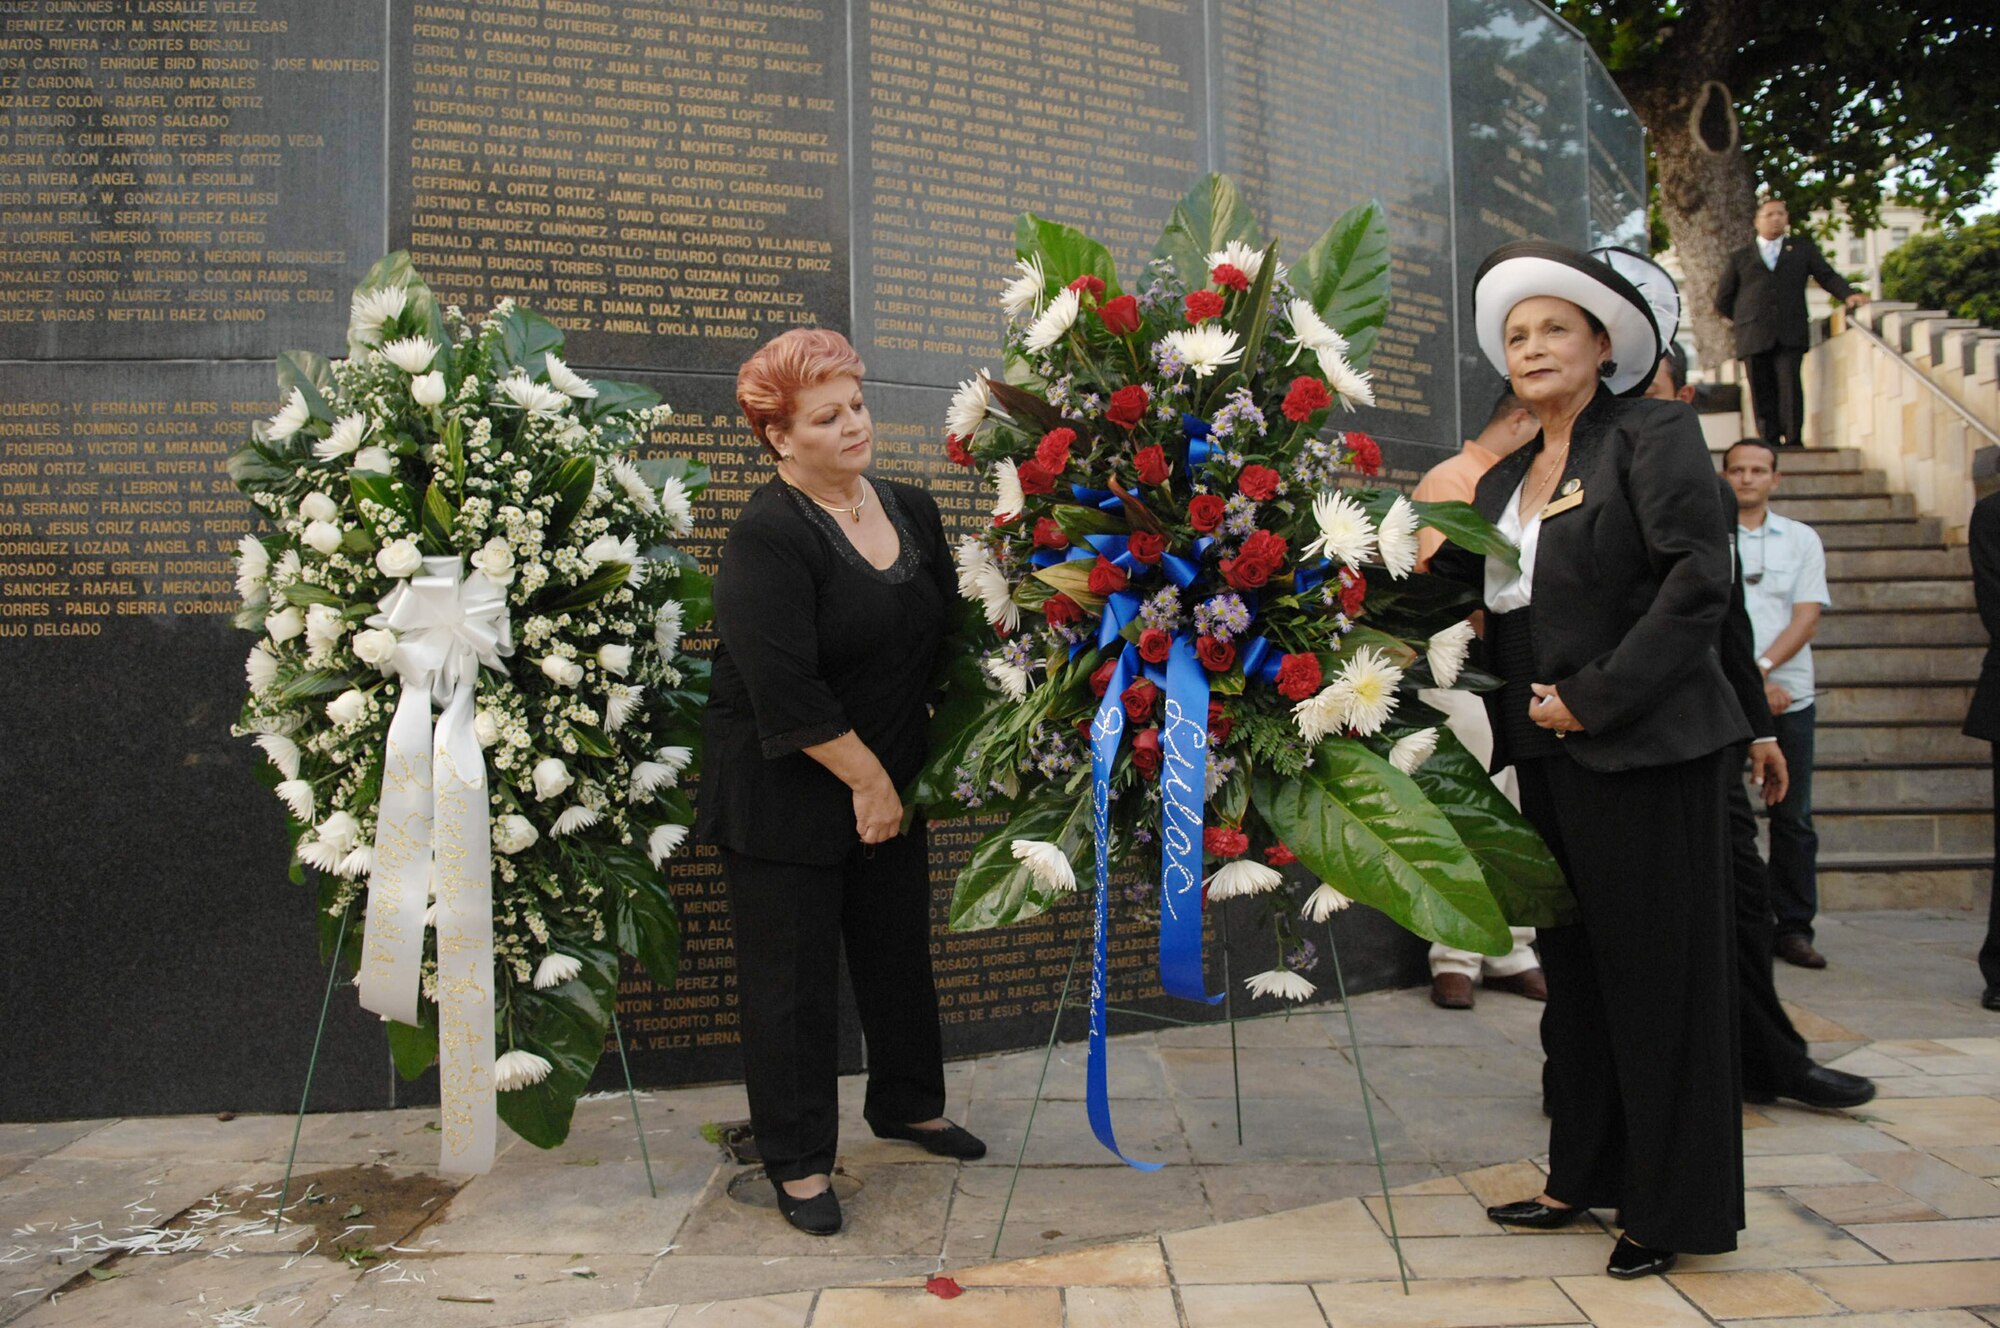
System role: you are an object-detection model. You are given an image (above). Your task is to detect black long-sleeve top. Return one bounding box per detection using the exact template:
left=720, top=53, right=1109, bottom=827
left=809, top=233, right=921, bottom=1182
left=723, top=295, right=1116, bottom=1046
left=696, top=475, right=956, bottom=865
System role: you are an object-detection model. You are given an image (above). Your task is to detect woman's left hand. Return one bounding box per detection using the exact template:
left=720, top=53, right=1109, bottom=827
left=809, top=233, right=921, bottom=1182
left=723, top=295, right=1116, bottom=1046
left=1529, top=683, right=1584, bottom=735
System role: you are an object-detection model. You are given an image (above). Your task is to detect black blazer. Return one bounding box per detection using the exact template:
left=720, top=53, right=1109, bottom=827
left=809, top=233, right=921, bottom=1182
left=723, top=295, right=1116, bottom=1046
left=1718, top=478, right=1776, bottom=742
left=1433, top=389, right=1752, bottom=772
left=1964, top=489, right=2000, bottom=742
left=1714, top=236, right=1857, bottom=357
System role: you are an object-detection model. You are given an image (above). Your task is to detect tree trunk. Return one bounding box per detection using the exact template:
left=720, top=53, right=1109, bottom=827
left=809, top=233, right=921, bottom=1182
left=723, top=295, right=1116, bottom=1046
left=1645, top=87, right=1759, bottom=376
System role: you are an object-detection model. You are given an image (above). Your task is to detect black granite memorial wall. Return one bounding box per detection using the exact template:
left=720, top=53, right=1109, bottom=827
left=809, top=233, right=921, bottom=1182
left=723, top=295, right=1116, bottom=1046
left=0, top=0, right=1644, bottom=1120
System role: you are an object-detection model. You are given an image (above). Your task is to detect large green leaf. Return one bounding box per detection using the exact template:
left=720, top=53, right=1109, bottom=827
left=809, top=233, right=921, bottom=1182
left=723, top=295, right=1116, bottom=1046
left=351, top=251, right=452, bottom=357
left=227, top=441, right=297, bottom=495
left=1150, top=174, right=1263, bottom=288
left=1251, top=744, right=1511, bottom=954
left=275, top=351, right=338, bottom=424
left=494, top=942, right=618, bottom=1149
left=911, top=649, right=999, bottom=809
left=1016, top=212, right=1122, bottom=297
left=579, top=377, right=661, bottom=425
left=536, top=561, right=630, bottom=615
left=419, top=483, right=457, bottom=551
left=1354, top=565, right=1482, bottom=640
left=385, top=1013, right=438, bottom=1081
left=349, top=470, right=417, bottom=537
left=949, top=794, right=1094, bottom=931
left=1290, top=200, right=1392, bottom=369
left=544, top=455, right=596, bottom=542
left=632, top=454, right=711, bottom=501
left=277, top=668, right=356, bottom=703
left=491, top=304, right=567, bottom=379
left=1406, top=729, right=1575, bottom=928
left=1409, top=497, right=1520, bottom=570
left=664, top=563, right=711, bottom=633
left=613, top=856, right=682, bottom=990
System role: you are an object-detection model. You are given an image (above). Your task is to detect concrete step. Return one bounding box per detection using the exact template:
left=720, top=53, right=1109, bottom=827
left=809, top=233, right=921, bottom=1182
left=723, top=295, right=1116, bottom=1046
left=1819, top=684, right=1973, bottom=722
left=1816, top=610, right=1987, bottom=647
left=1827, top=546, right=1972, bottom=581
left=1767, top=469, right=1891, bottom=497
left=1833, top=579, right=1976, bottom=611
left=1770, top=493, right=1916, bottom=523
left=1815, top=721, right=1990, bottom=761
left=1815, top=644, right=1983, bottom=685
left=1816, top=517, right=1943, bottom=549
left=1710, top=445, right=1863, bottom=474
left=1818, top=858, right=1993, bottom=912
left=1814, top=761, right=1992, bottom=809
left=1810, top=808, right=1992, bottom=857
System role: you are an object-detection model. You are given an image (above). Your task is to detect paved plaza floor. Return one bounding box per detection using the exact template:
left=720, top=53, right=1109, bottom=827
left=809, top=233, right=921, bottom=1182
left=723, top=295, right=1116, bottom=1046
left=5, top=908, right=1999, bottom=1326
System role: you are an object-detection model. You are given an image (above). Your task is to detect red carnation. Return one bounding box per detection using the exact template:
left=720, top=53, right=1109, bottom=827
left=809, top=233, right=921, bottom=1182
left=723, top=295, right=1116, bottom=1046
left=1105, top=384, right=1149, bottom=429
left=1237, top=464, right=1280, bottom=501
left=1044, top=593, right=1084, bottom=627
left=1184, top=289, right=1225, bottom=323
left=1017, top=459, right=1056, bottom=496
left=1204, top=825, right=1250, bottom=859
left=1211, top=262, right=1250, bottom=292
left=1033, top=517, right=1068, bottom=550
left=1196, top=635, right=1236, bottom=673
left=1134, top=445, right=1170, bottom=487
left=1346, top=431, right=1382, bottom=476
left=1282, top=376, right=1333, bottom=423
left=1035, top=427, right=1076, bottom=474
left=1224, top=529, right=1288, bottom=589
left=1240, top=529, right=1288, bottom=567
left=1340, top=571, right=1367, bottom=618
left=1208, top=700, right=1234, bottom=743
left=1121, top=678, right=1158, bottom=723
left=946, top=434, right=974, bottom=467
left=1131, top=727, right=1162, bottom=779
left=1088, top=658, right=1117, bottom=697
left=1265, top=843, right=1298, bottom=867
left=1127, top=530, right=1166, bottom=564
left=1097, top=294, right=1141, bottom=337
left=1187, top=494, right=1226, bottom=532
left=1275, top=652, right=1323, bottom=701
left=1138, top=628, right=1171, bottom=663
left=1087, top=559, right=1128, bottom=596
left=1067, top=274, right=1105, bottom=302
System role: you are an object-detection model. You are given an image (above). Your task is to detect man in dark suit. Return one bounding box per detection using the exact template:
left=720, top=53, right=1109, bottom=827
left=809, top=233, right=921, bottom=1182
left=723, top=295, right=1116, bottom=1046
left=1714, top=198, right=1868, bottom=448
left=1964, top=489, right=2000, bottom=1011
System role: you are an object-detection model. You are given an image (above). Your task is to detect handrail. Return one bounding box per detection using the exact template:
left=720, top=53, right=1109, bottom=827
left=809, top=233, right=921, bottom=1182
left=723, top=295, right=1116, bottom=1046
left=1842, top=315, right=2000, bottom=448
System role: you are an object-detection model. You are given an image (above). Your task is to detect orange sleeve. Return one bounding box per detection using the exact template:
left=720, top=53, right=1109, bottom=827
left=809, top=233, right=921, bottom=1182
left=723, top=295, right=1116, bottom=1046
left=1412, top=455, right=1477, bottom=572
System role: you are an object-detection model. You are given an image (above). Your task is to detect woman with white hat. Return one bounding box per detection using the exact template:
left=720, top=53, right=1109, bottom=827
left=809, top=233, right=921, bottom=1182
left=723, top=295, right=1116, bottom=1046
left=1430, top=241, right=1750, bottom=1277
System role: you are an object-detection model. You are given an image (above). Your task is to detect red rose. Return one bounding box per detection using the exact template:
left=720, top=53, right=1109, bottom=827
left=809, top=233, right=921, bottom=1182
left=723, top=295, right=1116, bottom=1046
left=1187, top=494, right=1226, bottom=532
left=1204, top=825, right=1250, bottom=859
left=1265, top=843, right=1298, bottom=867
left=1208, top=700, right=1234, bottom=743
left=1035, top=427, right=1076, bottom=474
left=1134, top=445, right=1170, bottom=487
left=1223, top=529, right=1288, bottom=588
left=1282, top=376, right=1333, bottom=423
left=1138, top=628, right=1171, bottom=663
left=1089, top=658, right=1117, bottom=697
left=1211, top=262, right=1249, bottom=292
left=1121, top=678, right=1158, bottom=723
left=1340, top=571, right=1367, bottom=617
left=1275, top=652, right=1323, bottom=701
left=1105, top=384, right=1149, bottom=429
left=1196, top=635, right=1236, bottom=673
left=1097, top=294, right=1141, bottom=337
left=1044, top=593, right=1084, bottom=627
left=1067, top=274, right=1105, bottom=302
left=1087, top=559, right=1128, bottom=596
left=1184, top=289, right=1225, bottom=323
left=947, top=434, right=974, bottom=467
left=1236, top=464, right=1280, bottom=501
left=1131, top=727, right=1161, bottom=779
left=1017, top=459, right=1057, bottom=496
left=1127, top=530, right=1166, bottom=564
left=1346, top=431, right=1382, bottom=476
left=1240, top=529, right=1288, bottom=568
left=1223, top=557, right=1272, bottom=590
left=1033, top=517, right=1069, bottom=549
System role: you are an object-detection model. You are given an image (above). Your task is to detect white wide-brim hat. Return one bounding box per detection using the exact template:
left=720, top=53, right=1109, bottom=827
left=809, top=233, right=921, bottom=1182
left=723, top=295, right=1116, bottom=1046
left=1473, top=242, right=1662, bottom=396
left=1590, top=244, right=1680, bottom=348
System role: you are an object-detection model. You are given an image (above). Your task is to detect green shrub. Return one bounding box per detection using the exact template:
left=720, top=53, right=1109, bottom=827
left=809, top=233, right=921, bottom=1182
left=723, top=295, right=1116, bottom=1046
left=1880, top=215, right=2000, bottom=327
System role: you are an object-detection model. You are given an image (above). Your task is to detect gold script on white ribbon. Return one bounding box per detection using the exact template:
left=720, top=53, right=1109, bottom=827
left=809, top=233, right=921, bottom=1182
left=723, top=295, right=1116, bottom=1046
left=358, top=555, right=512, bottom=1176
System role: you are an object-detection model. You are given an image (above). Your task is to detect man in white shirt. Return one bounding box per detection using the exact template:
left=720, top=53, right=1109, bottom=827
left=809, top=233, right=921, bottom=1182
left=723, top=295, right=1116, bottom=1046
left=1724, top=438, right=1832, bottom=968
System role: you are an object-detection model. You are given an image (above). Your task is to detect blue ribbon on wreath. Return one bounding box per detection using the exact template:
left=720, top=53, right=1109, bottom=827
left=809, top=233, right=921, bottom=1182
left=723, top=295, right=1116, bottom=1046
left=1158, top=633, right=1221, bottom=1006
left=1182, top=414, right=1214, bottom=470
left=1236, top=634, right=1287, bottom=686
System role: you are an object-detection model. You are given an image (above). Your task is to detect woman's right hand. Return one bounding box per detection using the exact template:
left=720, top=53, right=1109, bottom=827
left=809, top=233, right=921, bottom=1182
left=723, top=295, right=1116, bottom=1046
left=853, top=775, right=904, bottom=845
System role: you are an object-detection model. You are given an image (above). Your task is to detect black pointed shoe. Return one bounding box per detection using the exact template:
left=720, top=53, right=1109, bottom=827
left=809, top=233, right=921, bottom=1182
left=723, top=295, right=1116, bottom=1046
left=773, top=1182, right=842, bottom=1236
left=1744, top=1064, right=1876, bottom=1111
left=1606, top=1235, right=1676, bottom=1279
left=1486, top=1198, right=1584, bottom=1229
left=872, top=1119, right=987, bottom=1160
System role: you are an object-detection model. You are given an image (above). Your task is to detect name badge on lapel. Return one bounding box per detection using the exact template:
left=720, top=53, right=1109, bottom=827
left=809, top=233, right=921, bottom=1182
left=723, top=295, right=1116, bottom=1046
left=1540, top=477, right=1583, bottom=520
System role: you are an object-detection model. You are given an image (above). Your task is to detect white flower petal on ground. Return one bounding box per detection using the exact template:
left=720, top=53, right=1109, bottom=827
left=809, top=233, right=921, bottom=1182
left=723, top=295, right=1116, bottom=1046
left=604, top=684, right=643, bottom=732
left=946, top=374, right=997, bottom=443
left=611, top=458, right=658, bottom=514
left=379, top=335, right=440, bottom=375
left=658, top=475, right=694, bottom=535
left=534, top=953, right=583, bottom=990
left=351, top=445, right=395, bottom=474
left=254, top=733, right=302, bottom=780
left=1023, top=286, right=1081, bottom=354
left=648, top=822, right=689, bottom=868
left=1161, top=325, right=1244, bottom=379
left=1423, top=625, right=1472, bottom=691
left=656, top=745, right=694, bottom=780
left=498, top=371, right=570, bottom=416
left=245, top=642, right=280, bottom=693
left=1302, top=882, right=1354, bottom=922
left=1389, top=727, right=1439, bottom=775
left=1206, top=240, right=1266, bottom=282
left=653, top=600, right=684, bottom=659
left=301, top=521, right=344, bottom=556
left=1331, top=645, right=1404, bottom=737
left=551, top=804, right=601, bottom=836
left=265, top=387, right=310, bottom=442
left=411, top=371, right=447, bottom=407
left=296, top=838, right=343, bottom=872
left=983, top=657, right=1030, bottom=702
left=583, top=533, right=639, bottom=566
left=1011, top=839, right=1077, bottom=893
left=543, top=353, right=598, bottom=399
left=991, top=458, right=1026, bottom=523
left=1205, top=859, right=1284, bottom=900
left=275, top=778, right=315, bottom=821
left=316, top=810, right=362, bottom=855
left=235, top=536, right=270, bottom=603
left=337, top=844, right=374, bottom=880
left=1299, top=491, right=1378, bottom=570
left=1376, top=495, right=1420, bottom=579
left=1323, top=351, right=1376, bottom=409
left=348, top=285, right=408, bottom=343
left=1284, top=299, right=1349, bottom=364
left=1291, top=685, right=1346, bottom=744
left=531, top=757, right=574, bottom=801
left=326, top=688, right=367, bottom=726
left=1244, top=968, right=1316, bottom=1001
left=494, top=814, right=539, bottom=855
left=313, top=413, right=371, bottom=461
left=999, top=254, right=1046, bottom=319
left=264, top=605, right=304, bottom=644
left=494, top=1049, right=553, bottom=1092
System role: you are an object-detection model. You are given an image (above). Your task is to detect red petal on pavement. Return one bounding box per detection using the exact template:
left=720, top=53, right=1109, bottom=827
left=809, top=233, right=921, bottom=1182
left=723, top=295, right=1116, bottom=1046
left=925, top=1275, right=964, bottom=1299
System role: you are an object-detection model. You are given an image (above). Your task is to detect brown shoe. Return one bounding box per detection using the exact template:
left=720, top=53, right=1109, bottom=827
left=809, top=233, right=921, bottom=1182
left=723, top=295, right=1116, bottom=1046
left=1775, top=935, right=1827, bottom=969
left=1485, top=968, right=1548, bottom=1002
left=1430, top=972, right=1475, bottom=1009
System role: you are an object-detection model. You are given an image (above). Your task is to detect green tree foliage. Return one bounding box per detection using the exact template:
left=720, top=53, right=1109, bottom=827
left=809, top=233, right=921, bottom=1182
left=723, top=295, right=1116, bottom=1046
left=1881, top=216, right=2000, bottom=327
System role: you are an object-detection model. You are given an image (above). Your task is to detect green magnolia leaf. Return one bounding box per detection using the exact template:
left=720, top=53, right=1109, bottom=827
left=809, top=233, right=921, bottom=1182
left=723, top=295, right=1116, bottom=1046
left=420, top=483, right=457, bottom=550
left=385, top=1015, right=438, bottom=1081
left=1406, top=728, right=1574, bottom=928
left=1016, top=212, right=1122, bottom=297
left=612, top=855, right=682, bottom=990
left=494, top=942, right=618, bottom=1149
left=1223, top=238, right=1282, bottom=388
left=1151, top=173, right=1263, bottom=289
left=632, top=455, right=711, bottom=500
left=910, top=649, right=1000, bottom=810
left=228, top=441, right=298, bottom=494
left=568, top=723, right=615, bottom=757
left=1410, top=497, right=1519, bottom=570
left=1354, top=565, right=1482, bottom=640
left=537, top=561, right=631, bottom=615
left=545, top=455, right=596, bottom=542
left=1031, top=560, right=1101, bottom=601
left=492, top=305, right=567, bottom=380
left=352, top=250, right=452, bottom=355
left=281, top=581, right=344, bottom=608
left=1291, top=200, right=1391, bottom=369
left=949, top=794, right=1094, bottom=931
left=350, top=470, right=416, bottom=536
left=1051, top=504, right=1126, bottom=540
left=985, top=375, right=1069, bottom=435
left=1251, top=744, right=1511, bottom=954
left=278, top=668, right=355, bottom=703
left=579, top=377, right=660, bottom=424
left=664, top=563, right=712, bottom=632
left=276, top=350, right=338, bottom=422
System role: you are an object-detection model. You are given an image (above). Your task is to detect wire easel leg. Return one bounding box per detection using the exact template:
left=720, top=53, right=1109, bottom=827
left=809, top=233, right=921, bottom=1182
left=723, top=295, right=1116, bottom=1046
left=1220, top=904, right=1243, bottom=1145
left=272, top=905, right=352, bottom=1235
left=611, top=1006, right=658, bottom=1199
left=991, top=936, right=1083, bottom=1260
left=1324, top=920, right=1410, bottom=1294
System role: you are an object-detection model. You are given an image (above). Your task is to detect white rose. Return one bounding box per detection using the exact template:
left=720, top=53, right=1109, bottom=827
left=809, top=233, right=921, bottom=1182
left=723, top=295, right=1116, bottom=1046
left=375, top=538, right=424, bottom=579
left=317, top=810, right=362, bottom=854
left=470, top=536, right=514, bottom=585
left=474, top=708, right=500, bottom=748
left=531, top=757, right=573, bottom=801
left=539, top=655, right=584, bottom=687
left=352, top=627, right=399, bottom=667
left=494, top=814, right=539, bottom=854
left=299, top=491, right=339, bottom=523
left=411, top=370, right=447, bottom=407
left=302, top=520, right=344, bottom=555
left=304, top=603, right=347, bottom=652
left=264, top=606, right=304, bottom=643
left=326, top=688, right=368, bottom=726
left=352, top=445, right=394, bottom=474
left=597, top=643, right=632, bottom=676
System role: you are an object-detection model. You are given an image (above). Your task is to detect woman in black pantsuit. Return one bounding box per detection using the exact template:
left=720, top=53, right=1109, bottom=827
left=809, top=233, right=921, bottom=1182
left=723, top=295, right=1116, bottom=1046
left=697, top=328, right=984, bottom=1236
left=1432, top=244, right=1751, bottom=1277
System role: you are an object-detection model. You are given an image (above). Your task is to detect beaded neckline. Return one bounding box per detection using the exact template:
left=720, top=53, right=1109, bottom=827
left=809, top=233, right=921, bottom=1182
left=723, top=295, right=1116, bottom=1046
left=783, top=479, right=921, bottom=584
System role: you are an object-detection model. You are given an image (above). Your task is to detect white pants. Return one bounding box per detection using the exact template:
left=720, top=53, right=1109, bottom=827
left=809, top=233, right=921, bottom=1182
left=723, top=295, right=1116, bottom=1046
left=1420, top=685, right=1537, bottom=979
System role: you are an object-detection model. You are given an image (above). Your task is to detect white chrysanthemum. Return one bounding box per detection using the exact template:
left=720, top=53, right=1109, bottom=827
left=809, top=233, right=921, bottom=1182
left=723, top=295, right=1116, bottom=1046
left=584, top=533, right=639, bottom=567
left=1330, top=645, right=1404, bottom=737
left=235, top=535, right=269, bottom=603
left=968, top=560, right=1021, bottom=633
left=1206, top=859, right=1284, bottom=900
left=551, top=804, right=601, bottom=837
left=1389, top=727, right=1439, bottom=775
left=1011, top=839, right=1077, bottom=893
left=274, top=778, right=315, bottom=821
left=1427, top=621, right=1475, bottom=688
left=654, top=600, right=684, bottom=659
left=534, top=953, right=583, bottom=990
left=265, top=387, right=309, bottom=442
left=254, top=733, right=301, bottom=780
left=296, top=838, right=343, bottom=873
left=1206, top=240, right=1266, bottom=282
left=628, top=761, right=674, bottom=800
left=647, top=822, right=689, bottom=868
left=495, top=1049, right=553, bottom=1092
left=1376, top=496, right=1420, bottom=579
left=1284, top=299, right=1349, bottom=364
left=348, top=285, right=408, bottom=342
left=1292, top=685, right=1346, bottom=743
left=245, top=642, right=280, bottom=694
left=313, top=412, right=370, bottom=461
left=379, top=335, right=439, bottom=375
left=658, top=475, right=694, bottom=536
left=1023, top=286, right=1081, bottom=354
left=1245, top=969, right=1316, bottom=1001
left=1323, top=351, right=1376, bottom=409
left=991, top=458, right=1025, bottom=521
left=1161, top=325, right=1244, bottom=379
left=954, top=534, right=993, bottom=599
left=1300, top=491, right=1378, bottom=570
left=656, top=746, right=694, bottom=780
left=337, top=844, right=374, bottom=880
left=611, top=458, right=658, bottom=514
left=543, top=354, right=598, bottom=399
left=999, top=254, right=1046, bottom=319
left=1302, top=882, right=1354, bottom=922
left=498, top=371, right=569, bottom=416
left=946, top=374, right=996, bottom=444
left=984, top=657, right=1030, bottom=702
left=604, top=685, right=643, bottom=733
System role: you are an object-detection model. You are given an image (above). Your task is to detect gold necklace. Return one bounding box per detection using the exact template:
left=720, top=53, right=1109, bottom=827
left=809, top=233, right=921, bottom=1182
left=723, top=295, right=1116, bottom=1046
left=794, top=479, right=869, bottom=523
left=1524, top=440, right=1571, bottom=518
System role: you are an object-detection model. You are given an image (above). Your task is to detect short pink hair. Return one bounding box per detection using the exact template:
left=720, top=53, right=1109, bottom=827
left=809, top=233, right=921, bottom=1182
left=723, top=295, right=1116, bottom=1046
left=736, top=328, right=867, bottom=457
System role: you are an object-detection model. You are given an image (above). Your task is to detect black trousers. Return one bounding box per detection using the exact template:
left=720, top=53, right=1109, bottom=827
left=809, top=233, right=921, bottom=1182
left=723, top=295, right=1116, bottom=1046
left=1745, top=347, right=1807, bottom=447
left=1982, top=763, right=2000, bottom=993
left=1520, top=749, right=1744, bottom=1254
left=723, top=830, right=947, bottom=1182
left=1727, top=747, right=1813, bottom=1089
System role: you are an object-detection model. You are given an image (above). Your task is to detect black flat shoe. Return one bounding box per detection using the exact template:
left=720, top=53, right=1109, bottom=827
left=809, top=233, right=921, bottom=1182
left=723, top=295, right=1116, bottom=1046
left=872, top=1119, right=987, bottom=1160
left=1606, top=1236, right=1676, bottom=1279
left=1744, top=1065, right=1876, bottom=1111
left=773, top=1183, right=842, bottom=1236
left=1486, top=1198, right=1583, bottom=1229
